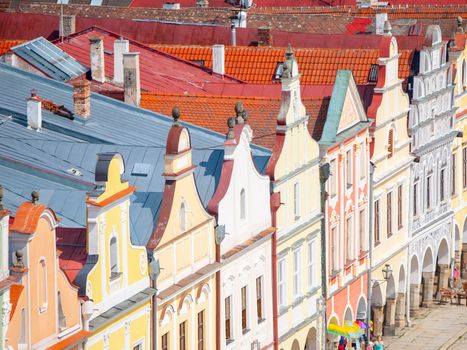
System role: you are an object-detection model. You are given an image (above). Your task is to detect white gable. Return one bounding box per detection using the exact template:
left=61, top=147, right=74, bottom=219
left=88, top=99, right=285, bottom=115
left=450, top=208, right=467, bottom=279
left=337, top=89, right=361, bottom=134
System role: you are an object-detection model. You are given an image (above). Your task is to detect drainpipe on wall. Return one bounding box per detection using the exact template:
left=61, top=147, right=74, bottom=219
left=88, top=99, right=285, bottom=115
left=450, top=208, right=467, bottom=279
left=270, top=191, right=281, bottom=350
left=216, top=241, right=221, bottom=350
left=319, top=163, right=330, bottom=350
left=406, top=165, right=413, bottom=328
left=148, top=257, right=159, bottom=350
left=366, top=162, right=375, bottom=341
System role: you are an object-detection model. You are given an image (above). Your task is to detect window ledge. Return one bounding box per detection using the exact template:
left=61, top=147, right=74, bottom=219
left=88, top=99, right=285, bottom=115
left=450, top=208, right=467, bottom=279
left=39, top=304, right=48, bottom=314
left=330, top=269, right=341, bottom=278
left=258, top=318, right=266, bottom=324
left=359, top=250, right=368, bottom=260
left=292, top=296, right=305, bottom=307
left=242, top=328, right=250, bottom=335
left=345, top=259, right=356, bottom=269
left=109, top=272, right=122, bottom=282
left=387, top=232, right=393, bottom=238
left=226, top=339, right=234, bottom=346
left=374, top=240, right=381, bottom=247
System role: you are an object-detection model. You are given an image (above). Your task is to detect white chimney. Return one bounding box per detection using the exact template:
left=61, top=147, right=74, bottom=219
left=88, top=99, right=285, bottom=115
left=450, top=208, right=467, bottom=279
left=238, top=10, right=247, bottom=28
left=90, top=36, right=105, bottom=83
left=212, top=45, right=225, bottom=76
left=27, top=90, right=42, bottom=131
left=113, top=39, right=129, bottom=85
left=123, top=52, right=141, bottom=106
left=376, top=13, right=388, bottom=35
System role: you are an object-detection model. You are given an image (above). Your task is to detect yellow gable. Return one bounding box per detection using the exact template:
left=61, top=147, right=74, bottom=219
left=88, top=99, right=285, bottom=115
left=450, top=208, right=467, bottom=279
left=96, top=156, right=129, bottom=203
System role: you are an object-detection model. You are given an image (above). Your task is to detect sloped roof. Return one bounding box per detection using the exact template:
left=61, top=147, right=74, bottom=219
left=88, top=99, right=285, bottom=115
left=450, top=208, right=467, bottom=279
left=9, top=284, right=23, bottom=321
left=0, top=40, right=26, bottom=55
left=11, top=37, right=89, bottom=82
left=55, top=26, right=243, bottom=94
left=151, top=45, right=414, bottom=85
left=140, top=92, right=330, bottom=148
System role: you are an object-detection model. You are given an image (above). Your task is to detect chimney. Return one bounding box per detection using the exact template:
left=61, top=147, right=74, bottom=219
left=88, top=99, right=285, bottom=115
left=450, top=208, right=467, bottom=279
left=376, top=13, right=388, bottom=35
left=113, top=39, right=129, bottom=85
left=212, top=45, right=225, bottom=76
left=257, top=27, right=272, bottom=46
left=231, top=23, right=237, bottom=47
left=89, top=37, right=105, bottom=83
left=383, top=20, right=392, bottom=36
left=27, top=90, right=42, bottom=131
left=60, top=15, right=76, bottom=37
left=238, top=10, right=247, bottom=28
left=123, top=52, right=141, bottom=106
left=73, top=79, right=91, bottom=118
left=196, top=0, right=209, bottom=7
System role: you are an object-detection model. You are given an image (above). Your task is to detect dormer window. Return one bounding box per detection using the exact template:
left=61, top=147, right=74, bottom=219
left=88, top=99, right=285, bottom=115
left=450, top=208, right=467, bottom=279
left=240, top=189, right=246, bottom=220
left=180, top=201, right=187, bottom=231
left=110, top=236, right=120, bottom=281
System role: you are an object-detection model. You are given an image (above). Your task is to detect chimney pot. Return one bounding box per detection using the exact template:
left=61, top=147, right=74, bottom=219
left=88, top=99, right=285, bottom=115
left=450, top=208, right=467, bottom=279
left=89, top=36, right=105, bottom=83
left=257, top=27, right=272, bottom=47
left=27, top=90, right=42, bottom=131
left=212, top=45, right=225, bottom=76
left=113, top=39, right=129, bottom=85
left=73, top=79, right=91, bottom=118
left=376, top=13, right=388, bottom=35
left=123, top=52, right=141, bottom=106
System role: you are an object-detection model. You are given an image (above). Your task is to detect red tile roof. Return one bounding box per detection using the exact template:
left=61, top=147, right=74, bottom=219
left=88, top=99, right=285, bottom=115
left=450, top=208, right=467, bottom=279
left=55, top=27, right=243, bottom=94
left=56, top=227, right=88, bottom=286
left=129, top=0, right=230, bottom=7
left=140, top=92, right=330, bottom=148
left=9, top=284, right=23, bottom=321
left=10, top=202, right=58, bottom=235
left=150, top=45, right=414, bottom=85
left=0, top=39, right=25, bottom=54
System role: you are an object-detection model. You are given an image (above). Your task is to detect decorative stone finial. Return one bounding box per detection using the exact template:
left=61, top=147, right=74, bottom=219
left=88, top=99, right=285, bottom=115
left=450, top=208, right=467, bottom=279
left=0, top=184, right=4, bottom=210
left=226, top=117, right=235, bottom=140
left=31, top=190, right=39, bottom=204
left=172, top=106, right=181, bottom=124
left=241, top=109, right=249, bottom=123
left=15, top=250, right=24, bottom=268
left=458, top=17, right=464, bottom=33
left=383, top=20, right=392, bottom=35
left=235, top=101, right=245, bottom=124
left=281, top=44, right=295, bottom=79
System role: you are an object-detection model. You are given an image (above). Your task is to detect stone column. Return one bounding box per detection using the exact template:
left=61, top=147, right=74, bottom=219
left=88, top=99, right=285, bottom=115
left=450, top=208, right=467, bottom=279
left=372, top=306, right=384, bottom=337
left=462, top=244, right=467, bottom=279
left=383, top=298, right=397, bottom=336
left=395, top=293, right=406, bottom=331
left=422, top=272, right=434, bottom=307
left=436, top=264, right=450, bottom=299
left=410, top=284, right=420, bottom=316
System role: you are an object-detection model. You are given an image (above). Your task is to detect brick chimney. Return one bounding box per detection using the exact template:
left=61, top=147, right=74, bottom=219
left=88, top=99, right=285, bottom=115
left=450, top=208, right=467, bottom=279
left=212, top=45, right=225, bottom=76
left=123, top=52, right=141, bottom=106
left=60, top=15, right=76, bottom=37
left=257, top=27, right=272, bottom=47
left=89, top=36, right=105, bottom=83
left=113, top=39, right=129, bottom=85
left=73, top=80, right=91, bottom=118
left=27, top=90, right=42, bottom=131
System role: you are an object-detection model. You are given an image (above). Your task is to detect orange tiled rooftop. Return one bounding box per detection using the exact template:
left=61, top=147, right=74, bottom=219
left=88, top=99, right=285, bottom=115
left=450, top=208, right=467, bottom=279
left=0, top=40, right=26, bottom=54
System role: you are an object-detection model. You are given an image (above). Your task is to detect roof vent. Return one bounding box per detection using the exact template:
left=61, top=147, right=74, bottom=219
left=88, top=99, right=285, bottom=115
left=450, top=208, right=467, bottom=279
left=131, top=163, right=151, bottom=177
left=67, top=168, right=83, bottom=176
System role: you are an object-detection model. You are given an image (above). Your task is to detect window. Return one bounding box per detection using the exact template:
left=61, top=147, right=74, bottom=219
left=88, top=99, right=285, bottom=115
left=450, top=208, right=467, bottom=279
left=388, top=129, right=394, bottom=158
left=241, top=286, right=248, bottom=332
left=346, top=217, right=353, bottom=261
left=180, top=202, right=186, bottom=231
left=161, top=333, right=169, bottom=350
left=240, top=189, right=246, bottom=219
left=452, top=153, right=457, bottom=195
left=440, top=168, right=445, bottom=202
left=346, top=150, right=352, bottom=187
left=387, top=192, right=392, bottom=237
left=57, top=291, right=67, bottom=330
left=463, top=147, right=467, bottom=189
left=198, top=311, right=204, bottom=350
left=110, top=237, right=120, bottom=280
left=133, top=344, right=142, bottom=350
left=225, top=296, right=232, bottom=342
left=278, top=259, right=286, bottom=306
left=359, top=209, right=366, bottom=253
left=413, top=182, right=419, bottom=216
left=273, top=62, right=284, bottom=80
left=256, top=276, right=263, bottom=321
left=38, top=259, right=47, bottom=311
left=308, top=240, right=315, bottom=289
left=374, top=200, right=380, bottom=244
left=397, top=185, right=403, bottom=229
left=294, top=182, right=300, bottom=220
left=359, top=143, right=365, bottom=179
left=179, top=321, right=186, bottom=350
left=331, top=227, right=338, bottom=272
left=330, top=159, right=337, bottom=196
left=19, top=308, right=26, bottom=344
left=293, top=249, right=300, bottom=297
left=427, top=175, right=432, bottom=209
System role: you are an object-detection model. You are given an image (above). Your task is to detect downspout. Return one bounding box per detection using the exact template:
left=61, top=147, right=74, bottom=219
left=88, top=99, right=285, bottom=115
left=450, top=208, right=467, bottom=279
left=151, top=278, right=157, bottom=350
left=406, top=163, right=413, bottom=328
left=319, top=163, right=330, bottom=350
left=366, top=162, right=375, bottom=341
left=271, top=191, right=281, bottom=350
left=216, top=241, right=221, bottom=350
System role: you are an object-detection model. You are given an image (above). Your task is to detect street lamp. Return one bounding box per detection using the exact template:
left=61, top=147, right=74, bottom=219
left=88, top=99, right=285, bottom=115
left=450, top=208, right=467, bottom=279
left=381, top=264, right=393, bottom=281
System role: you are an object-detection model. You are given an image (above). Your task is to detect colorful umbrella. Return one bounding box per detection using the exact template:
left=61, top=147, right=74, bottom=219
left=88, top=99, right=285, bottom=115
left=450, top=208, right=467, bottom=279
left=327, top=323, right=349, bottom=337
left=344, top=320, right=363, bottom=338
left=355, top=320, right=369, bottom=329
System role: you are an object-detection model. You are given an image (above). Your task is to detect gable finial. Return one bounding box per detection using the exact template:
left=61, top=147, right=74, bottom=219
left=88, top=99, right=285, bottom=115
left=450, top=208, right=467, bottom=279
left=235, top=101, right=245, bottom=124
left=31, top=190, right=39, bottom=205
left=281, top=43, right=295, bottom=79
left=383, top=20, right=392, bottom=35
left=0, top=184, right=4, bottom=210
left=15, top=250, right=24, bottom=268
left=226, top=117, right=235, bottom=140
left=172, top=106, right=181, bottom=125
left=458, top=17, right=464, bottom=33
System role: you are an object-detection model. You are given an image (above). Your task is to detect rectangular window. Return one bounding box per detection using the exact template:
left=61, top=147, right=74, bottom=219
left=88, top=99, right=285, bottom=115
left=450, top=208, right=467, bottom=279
left=331, top=227, right=338, bottom=272
left=293, top=249, right=301, bottom=297
left=397, top=185, right=403, bottom=229
left=133, top=344, right=142, bottom=350
left=198, top=311, right=204, bottom=350
left=346, top=217, right=353, bottom=261
left=241, top=286, right=248, bottom=332
left=308, top=240, right=315, bottom=289
left=179, top=321, right=186, bottom=350
left=360, top=144, right=365, bottom=179
left=427, top=175, right=432, bottom=209
left=374, top=200, right=380, bottom=244
left=452, top=153, right=457, bottom=195
left=359, top=209, right=366, bottom=253
left=330, top=159, right=337, bottom=196
left=387, top=192, right=392, bottom=237
left=294, top=182, right=300, bottom=220
left=463, top=147, right=467, bottom=189
left=161, top=333, right=168, bottom=350
left=440, top=168, right=445, bottom=202
left=346, top=150, right=352, bottom=187
left=278, top=259, right=286, bottom=306
left=413, top=182, right=418, bottom=216
left=225, top=296, right=232, bottom=342
left=256, top=277, right=263, bottom=321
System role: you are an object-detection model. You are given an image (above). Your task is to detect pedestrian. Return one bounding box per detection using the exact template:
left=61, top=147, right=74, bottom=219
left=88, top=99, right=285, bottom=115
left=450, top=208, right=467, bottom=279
left=366, top=341, right=374, bottom=350
left=374, top=335, right=384, bottom=350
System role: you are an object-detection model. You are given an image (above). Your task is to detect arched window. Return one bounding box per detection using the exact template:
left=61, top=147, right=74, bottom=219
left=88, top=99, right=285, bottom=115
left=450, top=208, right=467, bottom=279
left=110, top=237, right=119, bottom=280
left=57, top=291, right=67, bottom=330
left=463, top=59, right=467, bottom=90
left=38, top=259, right=47, bottom=312
left=240, top=189, right=246, bottom=219
left=180, top=202, right=186, bottom=231
left=388, top=129, right=394, bottom=158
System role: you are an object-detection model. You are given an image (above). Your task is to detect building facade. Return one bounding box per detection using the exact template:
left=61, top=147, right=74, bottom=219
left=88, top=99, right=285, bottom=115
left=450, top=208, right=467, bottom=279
left=266, top=47, right=323, bottom=350
left=0, top=191, right=12, bottom=349
left=407, top=25, right=457, bottom=317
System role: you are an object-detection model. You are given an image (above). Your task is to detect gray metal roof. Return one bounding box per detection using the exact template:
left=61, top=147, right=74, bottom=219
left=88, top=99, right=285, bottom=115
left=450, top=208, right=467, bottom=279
left=0, top=62, right=271, bottom=248
left=11, top=37, right=89, bottom=82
